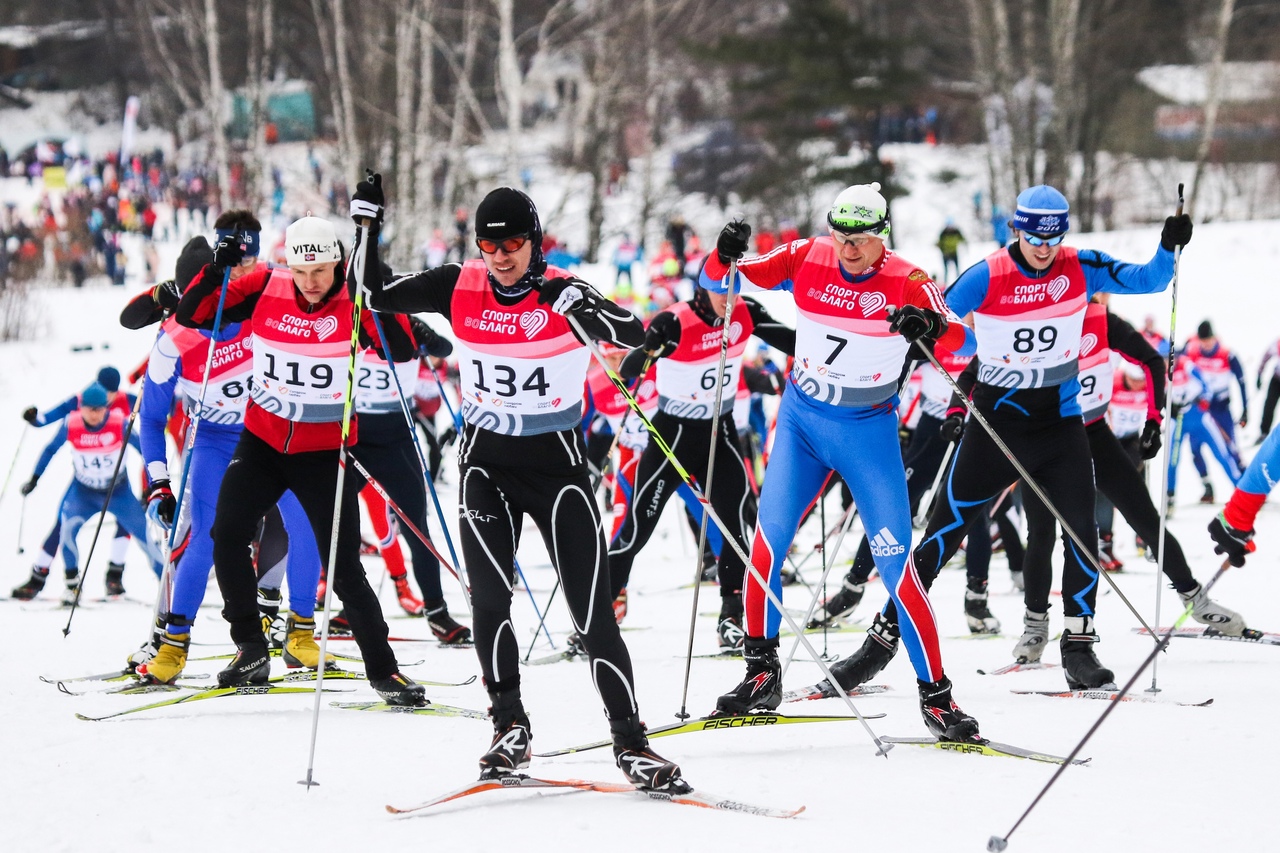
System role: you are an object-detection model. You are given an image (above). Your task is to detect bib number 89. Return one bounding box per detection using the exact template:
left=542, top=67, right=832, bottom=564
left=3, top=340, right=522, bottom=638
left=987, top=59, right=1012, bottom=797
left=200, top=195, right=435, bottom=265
left=1013, top=327, right=1058, bottom=353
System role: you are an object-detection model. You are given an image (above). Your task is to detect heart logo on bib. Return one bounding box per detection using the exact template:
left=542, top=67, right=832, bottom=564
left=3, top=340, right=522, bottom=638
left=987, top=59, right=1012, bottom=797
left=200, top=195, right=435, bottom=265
left=242, top=337, right=253, bottom=350
left=728, top=321, right=744, bottom=344
left=1080, top=333, right=1098, bottom=356
left=1046, top=275, right=1070, bottom=303
left=520, top=309, right=549, bottom=339
left=314, top=316, right=340, bottom=341
left=859, top=291, right=886, bottom=317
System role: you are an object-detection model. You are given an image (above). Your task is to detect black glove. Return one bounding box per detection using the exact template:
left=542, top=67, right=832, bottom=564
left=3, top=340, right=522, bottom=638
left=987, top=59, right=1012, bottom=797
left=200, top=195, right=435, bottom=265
left=22, top=406, right=37, bottom=425
left=410, top=316, right=453, bottom=358
left=19, top=475, right=38, bottom=496
left=145, top=479, right=176, bottom=525
left=1139, top=418, right=1163, bottom=460
left=212, top=233, right=245, bottom=269
left=715, top=219, right=751, bottom=266
left=153, top=279, right=182, bottom=313
left=1160, top=214, right=1193, bottom=252
left=643, top=313, right=680, bottom=358
left=939, top=412, right=965, bottom=443
left=439, top=426, right=458, bottom=448
left=538, top=276, right=600, bottom=317
left=1208, top=514, right=1255, bottom=568
left=350, top=171, right=384, bottom=225
left=887, top=304, right=946, bottom=343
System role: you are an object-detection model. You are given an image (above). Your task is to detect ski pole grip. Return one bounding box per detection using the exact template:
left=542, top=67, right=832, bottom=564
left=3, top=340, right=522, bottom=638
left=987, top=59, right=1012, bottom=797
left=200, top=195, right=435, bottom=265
left=1176, top=182, right=1184, bottom=216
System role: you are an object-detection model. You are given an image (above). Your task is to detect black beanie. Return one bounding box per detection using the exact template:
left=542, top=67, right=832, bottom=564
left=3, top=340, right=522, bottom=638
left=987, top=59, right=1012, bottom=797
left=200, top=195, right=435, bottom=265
left=1197, top=320, right=1213, bottom=340
left=176, top=236, right=215, bottom=292
left=475, top=187, right=547, bottom=288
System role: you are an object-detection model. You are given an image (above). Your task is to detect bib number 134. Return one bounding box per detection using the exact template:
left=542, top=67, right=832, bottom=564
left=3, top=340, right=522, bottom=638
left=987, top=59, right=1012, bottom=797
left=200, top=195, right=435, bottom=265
left=472, top=360, right=550, bottom=397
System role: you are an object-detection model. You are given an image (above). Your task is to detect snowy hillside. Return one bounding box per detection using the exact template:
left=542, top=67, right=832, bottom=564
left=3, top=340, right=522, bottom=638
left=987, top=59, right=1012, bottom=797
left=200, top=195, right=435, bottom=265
left=2, top=150, right=1277, bottom=852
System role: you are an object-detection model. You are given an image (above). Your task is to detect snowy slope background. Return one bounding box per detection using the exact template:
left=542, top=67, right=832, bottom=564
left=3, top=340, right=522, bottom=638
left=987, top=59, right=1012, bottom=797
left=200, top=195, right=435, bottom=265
left=1, top=142, right=1277, bottom=852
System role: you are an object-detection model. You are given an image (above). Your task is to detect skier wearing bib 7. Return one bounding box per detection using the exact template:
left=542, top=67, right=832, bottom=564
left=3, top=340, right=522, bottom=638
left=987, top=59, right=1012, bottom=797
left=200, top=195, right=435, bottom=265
left=702, top=183, right=983, bottom=742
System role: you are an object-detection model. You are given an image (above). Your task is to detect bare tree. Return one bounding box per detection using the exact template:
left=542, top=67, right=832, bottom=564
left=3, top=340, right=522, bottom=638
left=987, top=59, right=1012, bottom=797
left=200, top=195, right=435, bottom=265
left=1188, top=0, right=1237, bottom=219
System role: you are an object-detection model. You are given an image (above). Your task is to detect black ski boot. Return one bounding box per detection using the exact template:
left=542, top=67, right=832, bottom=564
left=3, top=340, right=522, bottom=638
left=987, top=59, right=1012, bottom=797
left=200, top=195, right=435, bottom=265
left=1199, top=476, right=1215, bottom=504
left=216, top=639, right=271, bottom=687
left=714, top=636, right=782, bottom=715
left=426, top=599, right=472, bottom=645
left=10, top=568, right=48, bottom=601
left=1060, top=616, right=1116, bottom=689
left=610, top=714, right=691, bottom=793
left=716, top=595, right=744, bottom=650
left=963, top=578, right=1000, bottom=634
left=104, top=563, right=126, bottom=597
left=371, top=672, right=427, bottom=706
left=918, top=675, right=980, bottom=742
left=479, top=685, right=532, bottom=778
left=808, top=576, right=865, bottom=628
left=825, top=612, right=900, bottom=691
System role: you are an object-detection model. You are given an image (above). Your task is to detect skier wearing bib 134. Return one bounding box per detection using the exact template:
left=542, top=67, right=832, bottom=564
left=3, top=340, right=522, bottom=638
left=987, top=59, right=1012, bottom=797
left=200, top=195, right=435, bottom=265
left=703, top=183, right=983, bottom=742
left=835, top=185, right=1193, bottom=693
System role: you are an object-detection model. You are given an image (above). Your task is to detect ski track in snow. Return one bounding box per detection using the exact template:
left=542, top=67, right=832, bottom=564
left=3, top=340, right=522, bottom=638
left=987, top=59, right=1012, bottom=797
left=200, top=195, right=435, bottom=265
left=2, top=173, right=1277, bottom=852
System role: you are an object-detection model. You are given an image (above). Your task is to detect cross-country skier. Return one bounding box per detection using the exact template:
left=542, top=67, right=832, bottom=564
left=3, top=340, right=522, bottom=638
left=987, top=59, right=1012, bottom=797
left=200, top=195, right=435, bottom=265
left=16, top=383, right=164, bottom=603
left=1167, top=352, right=1242, bottom=506
left=175, top=212, right=425, bottom=704
left=606, top=288, right=794, bottom=648
left=701, top=183, right=982, bottom=741
left=831, top=184, right=1192, bottom=692
left=1207, top=424, right=1280, bottom=566
left=129, top=221, right=330, bottom=684
left=1181, top=321, right=1247, bottom=501
left=360, top=179, right=690, bottom=791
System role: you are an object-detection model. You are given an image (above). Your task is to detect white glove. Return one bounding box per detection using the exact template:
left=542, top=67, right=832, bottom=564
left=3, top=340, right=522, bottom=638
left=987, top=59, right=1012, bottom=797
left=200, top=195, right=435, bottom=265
left=350, top=198, right=382, bottom=222
left=551, top=285, right=584, bottom=315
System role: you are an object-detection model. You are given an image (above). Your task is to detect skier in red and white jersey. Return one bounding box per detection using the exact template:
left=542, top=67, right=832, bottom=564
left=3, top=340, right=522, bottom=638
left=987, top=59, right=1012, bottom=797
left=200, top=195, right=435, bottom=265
left=175, top=212, right=425, bottom=704
left=360, top=181, right=690, bottom=792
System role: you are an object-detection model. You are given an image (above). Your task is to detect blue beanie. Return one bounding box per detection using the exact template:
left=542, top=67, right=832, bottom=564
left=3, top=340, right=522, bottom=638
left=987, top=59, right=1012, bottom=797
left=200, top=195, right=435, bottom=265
left=96, top=366, right=121, bottom=393
left=1013, top=185, right=1070, bottom=235
left=81, top=383, right=109, bottom=409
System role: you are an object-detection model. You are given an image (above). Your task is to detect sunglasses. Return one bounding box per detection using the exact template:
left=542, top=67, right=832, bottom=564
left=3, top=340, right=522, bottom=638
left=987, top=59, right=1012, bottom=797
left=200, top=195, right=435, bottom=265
left=1022, top=232, right=1066, bottom=247
left=476, top=234, right=529, bottom=254
left=829, top=229, right=877, bottom=248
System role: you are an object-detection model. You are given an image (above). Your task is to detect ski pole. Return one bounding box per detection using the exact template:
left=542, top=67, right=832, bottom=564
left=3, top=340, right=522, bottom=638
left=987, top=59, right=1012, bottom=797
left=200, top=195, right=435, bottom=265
left=17, top=494, right=26, bottom=555
left=63, top=407, right=139, bottom=635
left=524, top=579, right=561, bottom=661
left=904, top=323, right=1161, bottom=639
left=515, top=558, right=555, bottom=650
left=677, top=263, right=737, bottom=720
left=367, top=309, right=470, bottom=613
left=915, top=440, right=956, bottom=527
left=301, top=218, right=370, bottom=790
left=1150, top=182, right=1185, bottom=693
left=987, top=558, right=1231, bottom=853
left=347, top=453, right=461, bottom=582
left=0, top=423, right=28, bottom=509
left=566, top=311, right=890, bottom=755
left=781, top=500, right=861, bottom=677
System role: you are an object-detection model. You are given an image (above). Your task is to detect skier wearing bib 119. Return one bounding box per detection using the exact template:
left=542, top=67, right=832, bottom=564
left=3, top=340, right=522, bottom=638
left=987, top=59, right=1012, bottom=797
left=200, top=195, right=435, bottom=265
left=703, top=183, right=983, bottom=742
left=834, top=185, right=1192, bottom=693
left=176, top=213, right=426, bottom=704
left=359, top=179, right=691, bottom=792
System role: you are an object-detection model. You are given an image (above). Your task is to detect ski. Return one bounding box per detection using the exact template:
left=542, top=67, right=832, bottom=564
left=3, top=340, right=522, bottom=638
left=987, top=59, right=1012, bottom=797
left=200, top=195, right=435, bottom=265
left=1011, top=689, right=1214, bottom=707
left=54, top=675, right=212, bottom=696
left=525, top=648, right=585, bottom=666
left=330, top=701, right=490, bottom=720
left=75, top=685, right=350, bottom=721
left=188, top=648, right=372, bottom=664
left=386, top=773, right=803, bottom=819
left=535, top=711, right=884, bottom=757
left=977, top=662, right=1059, bottom=676
left=782, top=683, right=892, bottom=703
left=1133, top=626, right=1279, bottom=646
left=41, top=669, right=141, bottom=685
left=691, top=649, right=743, bottom=659
left=880, top=736, right=1090, bottom=766
left=320, top=633, right=428, bottom=643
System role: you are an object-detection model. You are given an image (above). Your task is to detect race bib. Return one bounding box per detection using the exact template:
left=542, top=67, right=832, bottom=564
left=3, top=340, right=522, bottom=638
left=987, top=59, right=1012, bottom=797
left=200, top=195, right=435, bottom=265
left=791, top=311, right=904, bottom=407
left=250, top=338, right=348, bottom=423
left=454, top=340, right=588, bottom=436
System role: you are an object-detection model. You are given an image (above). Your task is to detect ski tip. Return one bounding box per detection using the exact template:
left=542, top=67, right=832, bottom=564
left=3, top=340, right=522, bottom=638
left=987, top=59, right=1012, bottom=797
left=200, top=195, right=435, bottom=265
left=385, top=804, right=400, bottom=814
left=73, top=713, right=100, bottom=722
left=987, top=835, right=1009, bottom=852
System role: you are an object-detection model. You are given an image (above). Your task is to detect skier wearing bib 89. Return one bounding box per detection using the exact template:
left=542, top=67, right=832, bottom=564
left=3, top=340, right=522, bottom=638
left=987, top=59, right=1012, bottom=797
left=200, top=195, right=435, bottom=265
left=131, top=218, right=328, bottom=684
left=176, top=214, right=426, bottom=705
left=606, top=287, right=794, bottom=648
left=836, top=185, right=1193, bottom=693
left=359, top=179, right=690, bottom=792
left=703, top=183, right=983, bottom=742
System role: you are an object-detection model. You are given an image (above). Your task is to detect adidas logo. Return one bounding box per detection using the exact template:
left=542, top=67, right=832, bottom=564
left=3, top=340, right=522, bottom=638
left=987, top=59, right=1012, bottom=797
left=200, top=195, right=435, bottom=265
left=869, top=527, right=906, bottom=557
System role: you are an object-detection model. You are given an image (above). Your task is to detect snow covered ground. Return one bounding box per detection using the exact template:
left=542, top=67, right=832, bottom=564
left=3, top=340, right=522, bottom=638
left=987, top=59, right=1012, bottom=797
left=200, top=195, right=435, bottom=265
left=3, top=161, right=1278, bottom=852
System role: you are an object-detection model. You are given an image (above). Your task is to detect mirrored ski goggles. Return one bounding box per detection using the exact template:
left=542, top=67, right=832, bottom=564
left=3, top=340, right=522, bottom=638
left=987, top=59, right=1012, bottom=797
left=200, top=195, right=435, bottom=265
left=1022, top=232, right=1066, bottom=247
left=828, top=229, right=878, bottom=248
left=476, top=234, right=529, bottom=254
